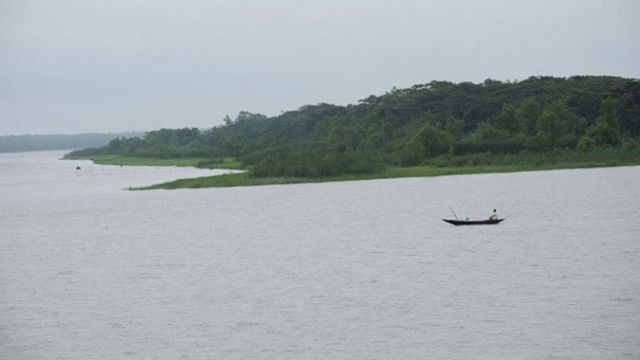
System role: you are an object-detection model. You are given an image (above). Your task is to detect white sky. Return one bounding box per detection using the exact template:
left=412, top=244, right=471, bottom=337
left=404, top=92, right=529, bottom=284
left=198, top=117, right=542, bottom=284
left=1, top=0, right=638, bottom=135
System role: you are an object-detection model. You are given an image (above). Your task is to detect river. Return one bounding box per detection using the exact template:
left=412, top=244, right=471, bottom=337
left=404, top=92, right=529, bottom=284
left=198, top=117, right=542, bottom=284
left=1, top=151, right=638, bottom=359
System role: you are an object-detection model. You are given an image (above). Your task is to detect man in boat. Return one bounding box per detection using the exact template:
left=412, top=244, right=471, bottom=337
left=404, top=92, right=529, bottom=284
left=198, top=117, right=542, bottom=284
left=489, top=209, right=498, bottom=220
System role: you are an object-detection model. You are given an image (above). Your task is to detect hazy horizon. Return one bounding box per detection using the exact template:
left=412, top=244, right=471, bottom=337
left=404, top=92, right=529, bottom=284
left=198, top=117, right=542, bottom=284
left=4, top=75, right=638, bottom=137
left=1, top=0, right=639, bottom=136
left=0, top=131, right=147, bottom=137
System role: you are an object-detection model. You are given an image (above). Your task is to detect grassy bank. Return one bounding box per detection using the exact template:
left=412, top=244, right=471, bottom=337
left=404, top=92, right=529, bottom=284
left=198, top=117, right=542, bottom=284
left=69, top=154, right=242, bottom=169
left=133, top=147, right=640, bottom=190
left=133, top=166, right=523, bottom=190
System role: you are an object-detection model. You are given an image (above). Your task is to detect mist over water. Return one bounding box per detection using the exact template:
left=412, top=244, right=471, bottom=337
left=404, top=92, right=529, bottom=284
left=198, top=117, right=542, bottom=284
left=1, top=151, right=639, bottom=359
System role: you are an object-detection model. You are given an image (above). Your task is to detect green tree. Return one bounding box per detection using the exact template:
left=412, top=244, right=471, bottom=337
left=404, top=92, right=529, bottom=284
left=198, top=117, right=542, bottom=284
left=471, top=121, right=511, bottom=143
left=534, top=101, right=576, bottom=148
left=578, top=98, right=622, bottom=149
left=494, top=103, right=518, bottom=134
left=598, top=98, right=621, bottom=129
left=444, top=115, right=464, bottom=140
left=516, top=98, right=542, bottom=136
left=535, top=109, right=562, bottom=148
left=410, top=125, right=452, bottom=162
left=221, top=133, right=247, bottom=157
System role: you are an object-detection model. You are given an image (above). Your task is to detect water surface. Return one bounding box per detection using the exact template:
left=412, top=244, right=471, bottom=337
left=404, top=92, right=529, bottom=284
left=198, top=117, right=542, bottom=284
left=1, top=151, right=639, bottom=359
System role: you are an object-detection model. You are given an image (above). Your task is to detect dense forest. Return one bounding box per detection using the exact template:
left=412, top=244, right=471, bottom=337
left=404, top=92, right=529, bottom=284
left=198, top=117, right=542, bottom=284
left=67, top=76, right=640, bottom=177
left=0, top=132, right=145, bottom=153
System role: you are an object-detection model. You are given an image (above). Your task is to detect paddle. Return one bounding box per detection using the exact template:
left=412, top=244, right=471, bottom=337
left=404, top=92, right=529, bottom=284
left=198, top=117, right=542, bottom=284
left=448, top=207, right=459, bottom=220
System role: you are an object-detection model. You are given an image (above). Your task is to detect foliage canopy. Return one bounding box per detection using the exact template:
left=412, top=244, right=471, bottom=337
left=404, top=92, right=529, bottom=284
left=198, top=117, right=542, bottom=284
left=67, top=76, right=640, bottom=177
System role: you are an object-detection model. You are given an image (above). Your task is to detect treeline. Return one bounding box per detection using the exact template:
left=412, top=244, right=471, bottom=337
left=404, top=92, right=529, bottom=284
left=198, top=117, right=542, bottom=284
left=67, top=76, right=640, bottom=177
left=0, top=132, right=145, bottom=153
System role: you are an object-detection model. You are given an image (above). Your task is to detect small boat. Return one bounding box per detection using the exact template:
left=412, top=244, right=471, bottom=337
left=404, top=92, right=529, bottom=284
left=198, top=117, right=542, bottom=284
left=442, top=218, right=504, bottom=226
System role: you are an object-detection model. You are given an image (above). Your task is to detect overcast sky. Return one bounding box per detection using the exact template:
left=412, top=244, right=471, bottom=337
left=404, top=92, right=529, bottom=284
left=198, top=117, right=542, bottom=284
left=0, top=0, right=638, bottom=135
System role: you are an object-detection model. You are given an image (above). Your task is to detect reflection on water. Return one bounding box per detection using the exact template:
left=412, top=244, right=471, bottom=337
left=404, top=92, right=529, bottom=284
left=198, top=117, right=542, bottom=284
left=1, top=151, right=639, bottom=359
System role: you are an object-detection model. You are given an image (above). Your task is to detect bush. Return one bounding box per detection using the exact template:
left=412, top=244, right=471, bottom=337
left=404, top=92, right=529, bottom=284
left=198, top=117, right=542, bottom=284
left=248, top=144, right=384, bottom=178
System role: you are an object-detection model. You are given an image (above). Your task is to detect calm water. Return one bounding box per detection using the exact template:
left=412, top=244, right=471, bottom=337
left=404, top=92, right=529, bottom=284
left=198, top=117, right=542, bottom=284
left=1, top=151, right=639, bottom=359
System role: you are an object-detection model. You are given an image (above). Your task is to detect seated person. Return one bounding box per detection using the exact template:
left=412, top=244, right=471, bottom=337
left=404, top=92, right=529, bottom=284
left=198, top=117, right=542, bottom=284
left=489, top=209, right=498, bottom=220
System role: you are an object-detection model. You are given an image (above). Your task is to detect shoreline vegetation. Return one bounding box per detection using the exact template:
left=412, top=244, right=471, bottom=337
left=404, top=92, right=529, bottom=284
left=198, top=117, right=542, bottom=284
left=0, top=132, right=145, bottom=153
left=63, top=76, right=640, bottom=190
left=71, top=154, right=242, bottom=169
left=69, top=148, right=640, bottom=190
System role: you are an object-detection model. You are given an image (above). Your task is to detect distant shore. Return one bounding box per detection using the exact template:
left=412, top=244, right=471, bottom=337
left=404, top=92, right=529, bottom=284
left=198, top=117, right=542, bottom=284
left=70, top=154, right=242, bottom=170
left=67, top=148, right=640, bottom=190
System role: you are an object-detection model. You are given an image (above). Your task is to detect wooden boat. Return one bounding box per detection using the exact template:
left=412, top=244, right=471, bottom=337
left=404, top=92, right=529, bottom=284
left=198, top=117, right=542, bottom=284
left=442, top=218, right=504, bottom=226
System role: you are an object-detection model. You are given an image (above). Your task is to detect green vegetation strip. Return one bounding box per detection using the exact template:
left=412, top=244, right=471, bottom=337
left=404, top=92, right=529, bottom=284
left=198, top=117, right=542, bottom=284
left=64, top=76, right=640, bottom=183
left=132, top=148, right=640, bottom=190
left=71, top=155, right=242, bottom=169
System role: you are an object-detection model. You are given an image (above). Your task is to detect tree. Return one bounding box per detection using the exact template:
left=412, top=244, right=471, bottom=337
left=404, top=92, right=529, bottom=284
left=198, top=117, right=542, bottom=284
left=598, top=98, right=621, bottom=129
left=471, top=121, right=511, bottom=143
left=413, top=125, right=452, bottom=160
left=65, top=76, right=640, bottom=177
left=221, top=133, right=247, bottom=157
left=494, top=103, right=519, bottom=134
left=516, top=98, right=542, bottom=136
left=445, top=115, right=464, bottom=140
left=578, top=98, right=622, bottom=149
left=533, top=101, right=576, bottom=148
left=536, top=109, right=562, bottom=148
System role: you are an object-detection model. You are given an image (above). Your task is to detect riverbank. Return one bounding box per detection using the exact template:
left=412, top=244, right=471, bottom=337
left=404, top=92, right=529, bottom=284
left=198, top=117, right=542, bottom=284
left=68, top=154, right=242, bottom=169
left=133, top=163, right=636, bottom=190
left=131, top=147, right=640, bottom=190
left=68, top=148, right=640, bottom=190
